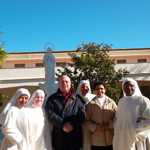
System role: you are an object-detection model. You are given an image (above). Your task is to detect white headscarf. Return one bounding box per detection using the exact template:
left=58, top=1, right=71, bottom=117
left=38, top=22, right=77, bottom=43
left=0, top=88, right=30, bottom=124
left=26, top=89, right=45, bottom=108
left=76, top=80, right=95, bottom=104
left=122, top=78, right=142, bottom=97
left=76, top=80, right=92, bottom=96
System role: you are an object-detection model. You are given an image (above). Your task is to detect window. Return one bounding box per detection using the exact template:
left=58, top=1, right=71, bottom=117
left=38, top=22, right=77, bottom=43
left=15, top=64, right=25, bottom=68
left=138, top=59, right=147, bottom=63
left=56, top=62, right=66, bottom=66
left=117, top=60, right=126, bottom=64
left=140, top=86, right=149, bottom=97
left=36, top=63, right=44, bottom=67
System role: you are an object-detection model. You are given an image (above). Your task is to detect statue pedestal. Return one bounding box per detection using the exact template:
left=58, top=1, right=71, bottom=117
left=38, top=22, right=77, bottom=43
left=39, top=82, right=59, bottom=105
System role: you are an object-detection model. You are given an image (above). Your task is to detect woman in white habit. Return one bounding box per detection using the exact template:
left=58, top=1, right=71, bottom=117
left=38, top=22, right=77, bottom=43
left=76, top=80, right=95, bottom=150
left=113, top=78, right=150, bottom=150
left=25, top=89, right=52, bottom=150
left=0, top=88, right=31, bottom=150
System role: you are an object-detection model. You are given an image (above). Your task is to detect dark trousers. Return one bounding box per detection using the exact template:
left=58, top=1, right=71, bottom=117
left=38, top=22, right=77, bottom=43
left=91, top=145, right=113, bottom=150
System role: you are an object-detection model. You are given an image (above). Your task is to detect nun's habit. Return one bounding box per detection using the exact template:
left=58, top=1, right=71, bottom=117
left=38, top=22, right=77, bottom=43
left=113, top=78, right=150, bottom=150
left=25, top=89, right=52, bottom=150
left=1, top=88, right=31, bottom=150
left=76, top=80, right=95, bottom=150
left=76, top=80, right=95, bottom=104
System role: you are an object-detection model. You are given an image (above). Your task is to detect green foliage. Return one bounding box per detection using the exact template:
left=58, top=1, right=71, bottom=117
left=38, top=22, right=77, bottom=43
left=0, top=94, right=8, bottom=102
left=56, top=42, right=129, bottom=103
left=0, top=31, right=8, bottom=66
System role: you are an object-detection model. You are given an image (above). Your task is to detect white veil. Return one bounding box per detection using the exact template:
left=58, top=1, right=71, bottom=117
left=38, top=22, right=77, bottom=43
left=0, top=88, right=30, bottom=125
left=76, top=80, right=92, bottom=96
left=26, top=89, right=45, bottom=108
left=122, top=78, right=142, bottom=97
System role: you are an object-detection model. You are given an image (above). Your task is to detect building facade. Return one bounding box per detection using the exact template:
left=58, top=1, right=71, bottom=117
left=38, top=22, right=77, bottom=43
left=0, top=48, right=150, bottom=112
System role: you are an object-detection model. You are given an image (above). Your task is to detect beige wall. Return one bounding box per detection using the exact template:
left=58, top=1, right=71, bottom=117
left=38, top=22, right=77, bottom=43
left=2, top=59, right=44, bottom=68
left=2, top=58, right=71, bottom=69
left=111, top=55, right=150, bottom=64
left=2, top=49, right=150, bottom=69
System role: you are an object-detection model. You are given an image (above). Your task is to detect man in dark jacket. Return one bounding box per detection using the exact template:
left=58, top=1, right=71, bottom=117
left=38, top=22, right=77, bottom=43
left=46, top=75, right=86, bottom=150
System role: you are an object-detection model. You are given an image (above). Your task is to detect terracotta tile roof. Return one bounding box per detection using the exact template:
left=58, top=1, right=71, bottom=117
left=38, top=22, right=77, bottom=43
left=8, top=48, right=150, bottom=54
left=8, top=50, right=76, bottom=54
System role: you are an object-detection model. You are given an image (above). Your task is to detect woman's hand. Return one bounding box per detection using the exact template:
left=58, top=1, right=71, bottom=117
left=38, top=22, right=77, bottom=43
left=96, top=123, right=109, bottom=132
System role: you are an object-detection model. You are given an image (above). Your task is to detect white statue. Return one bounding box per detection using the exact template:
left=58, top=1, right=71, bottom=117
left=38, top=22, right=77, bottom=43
left=43, top=47, right=55, bottom=83
left=39, top=43, right=59, bottom=102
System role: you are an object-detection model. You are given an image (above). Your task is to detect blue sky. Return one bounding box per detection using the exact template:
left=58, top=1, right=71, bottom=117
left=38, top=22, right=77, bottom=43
left=1, top=0, right=150, bottom=52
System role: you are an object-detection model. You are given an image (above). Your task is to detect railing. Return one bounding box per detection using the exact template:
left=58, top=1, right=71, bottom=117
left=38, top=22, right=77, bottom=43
left=0, top=63, right=150, bottom=81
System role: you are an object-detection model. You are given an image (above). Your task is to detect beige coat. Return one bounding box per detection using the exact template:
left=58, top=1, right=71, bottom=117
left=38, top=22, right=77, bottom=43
left=84, top=95, right=117, bottom=147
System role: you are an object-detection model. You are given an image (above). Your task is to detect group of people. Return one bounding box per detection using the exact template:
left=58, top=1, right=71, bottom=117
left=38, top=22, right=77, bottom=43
left=0, top=88, right=52, bottom=150
left=0, top=75, right=150, bottom=150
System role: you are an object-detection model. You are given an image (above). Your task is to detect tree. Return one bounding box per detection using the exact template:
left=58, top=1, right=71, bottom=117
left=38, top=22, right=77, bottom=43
left=56, top=42, right=129, bottom=103
left=0, top=94, right=8, bottom=103
left=0, top=31, right=8, bottom=67
left=0, top=30, right=9, bottom=103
